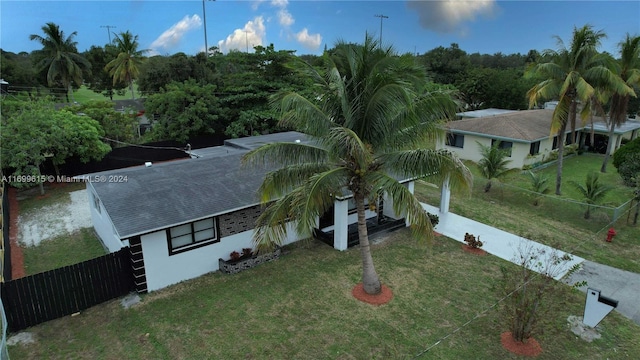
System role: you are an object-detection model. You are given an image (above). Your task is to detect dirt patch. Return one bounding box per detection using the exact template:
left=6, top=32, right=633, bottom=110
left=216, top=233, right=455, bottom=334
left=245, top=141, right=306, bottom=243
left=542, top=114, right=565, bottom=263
left=501, top=332, right=542, bottom=357
left=18, top=190, right=91, bottom=246
left=352, top=283, right=393, bottom=305
left=462, top=244, right=487, bottom=256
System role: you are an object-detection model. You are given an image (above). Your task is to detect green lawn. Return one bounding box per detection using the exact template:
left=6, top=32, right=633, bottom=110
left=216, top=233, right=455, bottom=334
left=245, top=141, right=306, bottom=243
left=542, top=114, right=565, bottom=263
left=7, top=232, right=640, bottom=359
left=417, top=153, right=640, bottom=273
left=503, top=153, right=634, bottom=206
left=17, top=182, right=107, bottom=275
left=72, top=84, right=139, bottom=103
left=22, top=228, right=107, bottom=276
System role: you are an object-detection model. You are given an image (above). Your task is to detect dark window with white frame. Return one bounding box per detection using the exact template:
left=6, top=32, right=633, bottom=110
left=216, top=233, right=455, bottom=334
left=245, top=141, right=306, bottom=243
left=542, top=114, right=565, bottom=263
left=552, top=136, right=559, bottom=150
left=446, top=132, right=464, bottom=148
left=167, top=217, right=219, bottom=255
left=529, top=141, right=540, bottom=155
left=491, top=139, right=513, bottom=157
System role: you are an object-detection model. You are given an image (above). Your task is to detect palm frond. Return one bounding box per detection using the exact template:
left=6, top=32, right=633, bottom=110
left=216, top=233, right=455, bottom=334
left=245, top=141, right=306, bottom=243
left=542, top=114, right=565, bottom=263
left=367, top=172, right=433, bottom=241
left=380, top=148, right=472, bottom=195
left=242, top=142, right=328, bottom=169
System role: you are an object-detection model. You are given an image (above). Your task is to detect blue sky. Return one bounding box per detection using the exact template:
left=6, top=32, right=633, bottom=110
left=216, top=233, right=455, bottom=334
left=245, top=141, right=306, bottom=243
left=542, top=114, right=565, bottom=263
left=1, top=1, right=638, bottom=57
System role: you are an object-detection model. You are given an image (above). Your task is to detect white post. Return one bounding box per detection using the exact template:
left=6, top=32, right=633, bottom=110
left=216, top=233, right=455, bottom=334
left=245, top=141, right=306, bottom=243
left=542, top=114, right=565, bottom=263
left=440, top=175, right=451, bottom=214
left=333, top=199, right=349, bottom=251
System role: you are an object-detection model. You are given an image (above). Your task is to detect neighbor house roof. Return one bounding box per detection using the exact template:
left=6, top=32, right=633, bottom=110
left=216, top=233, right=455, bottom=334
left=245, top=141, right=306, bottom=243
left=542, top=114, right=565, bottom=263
left=589, top=119, right=640, bottom=135
left=456, top=108, right=518, bottom=118
left=87, top=131, right=311, bottom=239
left=446, top=109, right=561, bottom=142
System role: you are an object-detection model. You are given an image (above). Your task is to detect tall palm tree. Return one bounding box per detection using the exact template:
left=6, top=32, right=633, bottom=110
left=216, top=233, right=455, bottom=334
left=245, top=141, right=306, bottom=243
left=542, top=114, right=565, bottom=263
left=601, top=34, right=640, bottom=173
left=526, top=24, right=633, bottom=195
left=477, top=141, right=512, bottom=192
left=243, top=35, right=472, bottom=295
left=29, top=22, right=89, bottom=102
left=105, top=31, right=149, bottom=100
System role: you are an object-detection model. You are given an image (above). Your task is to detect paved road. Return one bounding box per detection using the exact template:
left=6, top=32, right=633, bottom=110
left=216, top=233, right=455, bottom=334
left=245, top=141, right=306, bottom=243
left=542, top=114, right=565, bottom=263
left=564, top=261, right=640, bottom=326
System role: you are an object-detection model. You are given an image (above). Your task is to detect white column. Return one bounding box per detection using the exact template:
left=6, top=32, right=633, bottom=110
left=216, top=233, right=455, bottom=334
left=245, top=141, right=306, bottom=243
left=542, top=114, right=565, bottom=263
left=440, top=176, right=451, bottom=214
left=333, top=199, right=349, bottom=251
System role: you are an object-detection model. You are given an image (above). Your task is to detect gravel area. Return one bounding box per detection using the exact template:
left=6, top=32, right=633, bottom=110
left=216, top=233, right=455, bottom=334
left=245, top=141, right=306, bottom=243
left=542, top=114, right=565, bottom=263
left=18, top=190, right=92, bottom=247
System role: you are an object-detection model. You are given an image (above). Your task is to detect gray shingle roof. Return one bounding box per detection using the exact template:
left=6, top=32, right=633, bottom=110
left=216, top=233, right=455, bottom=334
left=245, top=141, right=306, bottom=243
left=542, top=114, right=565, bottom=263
left=90, top=131, right=309, bottom=239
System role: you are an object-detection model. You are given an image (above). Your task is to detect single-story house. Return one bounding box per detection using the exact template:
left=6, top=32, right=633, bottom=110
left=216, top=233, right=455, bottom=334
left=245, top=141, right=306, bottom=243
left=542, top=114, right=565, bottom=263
left=84, top=131, right=419, bottom=292
left=438, top=109, right=640, bottom=169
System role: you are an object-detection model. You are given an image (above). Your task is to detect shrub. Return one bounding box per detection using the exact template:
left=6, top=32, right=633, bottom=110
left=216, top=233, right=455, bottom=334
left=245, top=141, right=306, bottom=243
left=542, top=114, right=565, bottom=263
left=618, top=153, right=640, bottom=186
left=496, top=245, right=584, bottom=343
left=613, top=137, right=640, bottom=169
left=427, top=212, right=439, bottom=226
left=463, top=232, right=483, bottom=249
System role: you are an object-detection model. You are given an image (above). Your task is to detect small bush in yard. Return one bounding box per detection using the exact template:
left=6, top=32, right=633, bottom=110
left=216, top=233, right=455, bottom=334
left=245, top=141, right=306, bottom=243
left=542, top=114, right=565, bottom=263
left=496, top=244, right=585, bottom=343
left=613, top=137, right=640, bottom=169
left=463, top=232, right=483, bottom=249
left=618, top=153, right=640, bottom=186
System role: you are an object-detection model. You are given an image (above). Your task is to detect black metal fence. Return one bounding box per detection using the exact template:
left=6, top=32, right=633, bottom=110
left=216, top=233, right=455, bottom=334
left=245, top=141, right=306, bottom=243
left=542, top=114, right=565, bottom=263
left=0, top=247, right=134, bottom=332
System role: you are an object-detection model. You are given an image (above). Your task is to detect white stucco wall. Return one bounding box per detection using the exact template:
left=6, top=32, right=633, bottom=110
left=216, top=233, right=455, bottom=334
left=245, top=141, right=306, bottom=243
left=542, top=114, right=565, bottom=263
left=140, top=221, right=304, bottom=292
left=87, top=185, right=124, bottom=253
left=439, top=134, right=563, bottom=170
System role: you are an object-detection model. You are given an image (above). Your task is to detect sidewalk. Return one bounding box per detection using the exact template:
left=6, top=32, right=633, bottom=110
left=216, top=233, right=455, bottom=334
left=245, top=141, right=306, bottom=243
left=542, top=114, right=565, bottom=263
left=421, top=203, right=640, bottom=326
left=421, top=203, right=584, bottom=280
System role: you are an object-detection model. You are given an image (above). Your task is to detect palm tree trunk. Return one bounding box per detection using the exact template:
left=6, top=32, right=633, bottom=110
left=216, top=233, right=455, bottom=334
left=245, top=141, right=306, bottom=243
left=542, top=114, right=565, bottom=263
left=129, top=79, right=135, bottom=100
left=600, top=119, right=616, bottom=173
left=555, top=121, right=567, bottom=196
left=355, top=192, right=381, bottom=295
left=68, top=84, right=76, bottom=103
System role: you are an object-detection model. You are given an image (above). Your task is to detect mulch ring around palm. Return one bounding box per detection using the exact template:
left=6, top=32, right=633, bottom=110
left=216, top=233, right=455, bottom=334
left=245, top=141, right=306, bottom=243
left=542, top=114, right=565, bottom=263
left=352, top=283, right=393, bottom=305
left=462, top=244, right=487, bottom=256
left=501, top=332, right=542, bottom=357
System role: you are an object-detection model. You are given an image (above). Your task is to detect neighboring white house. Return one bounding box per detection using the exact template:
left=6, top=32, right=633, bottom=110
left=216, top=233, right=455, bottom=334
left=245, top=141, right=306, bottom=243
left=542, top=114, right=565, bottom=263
left=438, top=109, right=640, bottom=169
left=84, top=131, right=414, bottom=292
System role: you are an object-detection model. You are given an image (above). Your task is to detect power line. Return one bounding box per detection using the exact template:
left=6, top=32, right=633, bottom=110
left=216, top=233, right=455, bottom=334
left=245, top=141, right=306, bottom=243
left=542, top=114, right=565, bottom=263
left=374, top=14, right=389, bottom=46
left=100, top=25, right=116, bottom=44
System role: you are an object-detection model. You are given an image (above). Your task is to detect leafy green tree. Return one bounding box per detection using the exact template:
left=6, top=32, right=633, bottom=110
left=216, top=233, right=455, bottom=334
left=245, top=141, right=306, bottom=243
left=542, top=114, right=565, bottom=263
left=243, top=35, right=472, bottom=295
left=29, top=22, right=90, bottom=102
left=84, top=45, right=126, bottom=99
left=419, top=43, right=470, bottom=84
left=66, top=100, right=139, bottom=144
left=569, top=172, right=612, bottom=219
left=0, top=50, right=38, bottom=92
left=145, top=79, right=221, bottom=142
left=477, top=141, right=512, bottom=192
left=613, top=136, right=640, bottom=168
left=528, top=171, right=550, bottom=206
left=526, top=25, right=633, bottom=195
left=105, top=31, right=149, bottom=100
left=1, top=99, right=110, bottom=194
left=601, top=34, right=640, bottom=173
left=618, top=153, right=640, bottom=187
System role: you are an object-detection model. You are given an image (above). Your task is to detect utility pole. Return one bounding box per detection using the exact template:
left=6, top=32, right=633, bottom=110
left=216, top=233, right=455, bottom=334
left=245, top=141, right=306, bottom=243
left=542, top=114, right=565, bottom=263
left=244, top=30, right=249, bottom=53
left=100, top=25, right=116, bottom=44
left=374, top=14, right=388, bottom=46
left=202, top=0, right=216, bottom=56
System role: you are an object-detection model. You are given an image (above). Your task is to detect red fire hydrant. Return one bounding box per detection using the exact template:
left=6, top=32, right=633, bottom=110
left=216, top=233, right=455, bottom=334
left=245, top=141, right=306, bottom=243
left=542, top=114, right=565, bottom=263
left=606, top=228, right=617, bottom=242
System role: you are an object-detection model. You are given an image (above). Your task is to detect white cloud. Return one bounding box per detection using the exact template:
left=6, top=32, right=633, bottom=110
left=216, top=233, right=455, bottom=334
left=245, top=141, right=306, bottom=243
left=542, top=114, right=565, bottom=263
left=278, top=9, right=295, bottom=27
left=295, top=28, right=322, bottom=50
left=407, top=0, right=496, bottom=35
left=150, top=14, right=202, bottom=52
left=271, top=0, right=288, bottom=8
left=251, top=0, right=266, bottom=11
left=217, top=17, right=266, bottom=53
